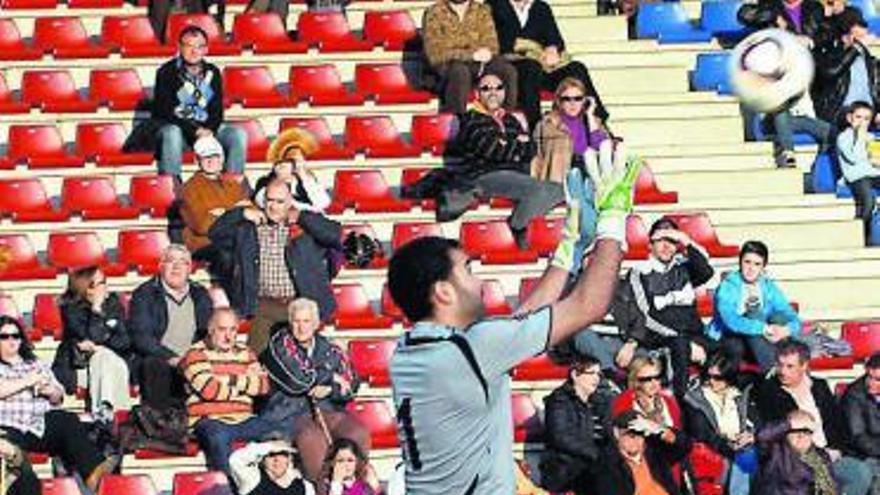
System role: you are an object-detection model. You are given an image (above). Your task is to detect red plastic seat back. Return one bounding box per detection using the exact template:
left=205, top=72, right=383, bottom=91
left=665, top=213, right=739, bottom=257
left=841, top=321, right=880, bottom=360
left=0, top=234, right=45, bottom=272
left=172, top=471, right=232, bottom=495
left=333, top=284, right=376, bottom=319
left=346, top=400, right=398, bottom=448
left=511, top=394, right=541, bottom=442
left=232, top=12, right=290, bottom=46
left=334, top=170, right=395, bottom=202
left=41, top=477, right=84, bottom=495
left=0, top=179, right=55, bottom=215
left=289, top=64, right=348, bottom=99
left=481, top=279, right=512, bottom=315
left=75, top=122, right=128, bottom=158
left=391, top=222, right=443, bottom=252
left=279, top=117, right=337, bottom=147
left=528, top=217, right=563, bottom=256
left=98, top=474, right=159, bottom=495
left=117, top=229, right=170, bottom=274
left=21, top=70, right=82, bottom=107
left=61, top=176, right=124, bottom=213
left=411, top=113, right=456, bottom=152
left=47, top=232, right=108, bottom=270
left=626, top=214, right=651, bottom=259
left=129, top=174, right=176, bottom=217
left=348, top=339, right=394, bottom=387
left=460, top=220, right=530, bottom=260
left=297, top=12, right=356, bottom=44
left=224, top=66, right=282, bottom=101
left=167, top=14, right=227, bottom=46
left=355, top=63, right=413, bottom=96
left=33, top=17, right=93, bottom=51
left=363, top=10, right=417, bottom=49
left=345, top=116, right=405, bottom=150
left=89, top=69, right=146, bottom=107
left=231, top=119, right=270, bottom=160
left=33, top=293, right=63, bottom=340
left=101, top=15, right=163, bottom=49
left=0, top=18, right=29, bottom=52
left=8, top=125, right=68, bottom=162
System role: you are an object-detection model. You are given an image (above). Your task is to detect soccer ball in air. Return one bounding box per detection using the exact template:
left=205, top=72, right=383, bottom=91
left=730, top=28, right=815, bottom=113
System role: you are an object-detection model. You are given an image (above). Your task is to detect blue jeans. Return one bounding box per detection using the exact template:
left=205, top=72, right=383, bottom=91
left=834, top=455, right=875, bottom=495
left=570, top=328, right=623, bottom=371
left=157, top=123, right=248, bottom=176
left=772, top=112, right=832, bottom=153
left=193, top=416, right=279, bottom=475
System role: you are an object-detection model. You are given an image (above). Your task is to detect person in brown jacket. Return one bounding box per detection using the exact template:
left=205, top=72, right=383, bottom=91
left=422, top=0, right=518, bottom=114
left=181, top=136, right=258, bottom=284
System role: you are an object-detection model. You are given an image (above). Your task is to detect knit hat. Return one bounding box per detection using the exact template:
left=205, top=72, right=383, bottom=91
left=267, top=128, right=319, bottom=163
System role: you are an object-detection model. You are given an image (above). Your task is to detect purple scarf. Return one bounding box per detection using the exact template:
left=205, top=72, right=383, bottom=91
left=560, top=113, right=588, bottom=154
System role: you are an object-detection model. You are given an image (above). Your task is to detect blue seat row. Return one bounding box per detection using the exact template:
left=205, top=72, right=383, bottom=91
left=637, top=0, right=750, bottom=43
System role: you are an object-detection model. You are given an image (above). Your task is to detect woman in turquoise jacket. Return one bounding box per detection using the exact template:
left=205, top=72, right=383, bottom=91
left=707, top=240, right=801, bottom=371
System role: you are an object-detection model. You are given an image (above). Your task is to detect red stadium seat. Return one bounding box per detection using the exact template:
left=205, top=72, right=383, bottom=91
left=33, top=294, right=63, bottom=340
left=232, top=12, right=307, bottom=53
left=224, top=66, right=290, bottom=108
left=1, top=0, right=56, bottom=9
left=69, top=0, right=122, bottom=8
left=288, top=65, right=365, bottom=106
left=47, top=232, right=118, bottom=273
left=332, top=284, right=393, bottom=329
left=89, top=69, right=147, bottom=111
left=341, top=224, right=388, bottom=268
left=329, top=170, right=412, bottom=214
left=33, top=17, right=111, bottom=59
left=626, top=215, right=651, bottom=260
left=0, top=179, right=70, bottom=223
left=347, top=400, right=398, bottom=448
left=167, top=14, right=241, bottom=55
left=665, top=213, right=739, bottom=258
left=355, top=64, right=433, bottom=104
left=381, top=283, right=404, bottom=321
left=460, top=220, right=539, bottom=264
left=345, top=116, right=420, bottom=158
left=21, top=70, right=99, bottom=113
left=348, top=339, right=394, bottom=387
left=635, top=166, right=678, bottom=204
left=0, top=73, right=28, bottom=114
left=129, top=174, right=176, bottom=218
left=101, top=16, right=175, bottom=58
left=513, top=354, right=568, bottom=381
left=690, top=442, right=725, bottom=493
left=296, top=12, right=373, bottom=52
left=7, top=125, right=85, bottom=169
left=528, top=217, right=563, bottom=257
left=399, top=168, right=441, bottom=210
left=97, top=474, right=159, bottom=495
left=411, top=113, right=456, bottom=156
left=41, top=477, right=83, bottom=495
left=517, top=277, right=541, bottom=305
left=391, top=222, right=443, bottom=252
left=482, top=279, right=512, bottom=316
left=511, top=394, right=542, bottom=443
left=279, top=118, right=354, bottom=160
left=232, top=120, right=270, bottom=161
left=76, top=122, right=154, bottom=166
left=172, top=471, right=232, bottom=495
left=0, top=19, right=41, bottom=60
left=61, top=176, right=140, bottom=220
left=117, top=229, right=170, bottom=275
left=841, top=321, right=880, bottom=360
left=696, top=287, right=714, bottom=318
left=363, top=10, right=419, bottom=50
left=0, top=235, right=56, bottom=280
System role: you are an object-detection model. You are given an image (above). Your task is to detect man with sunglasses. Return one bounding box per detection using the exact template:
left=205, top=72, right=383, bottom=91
left=153, top=25, right=247, bottom=181
left=611, top=216, right=716, bottom=397
left=841, top=352, right=880, bottom=487
left=207, top=179, right=341, bottom=354
left=443, top=69, right=564, bottom=249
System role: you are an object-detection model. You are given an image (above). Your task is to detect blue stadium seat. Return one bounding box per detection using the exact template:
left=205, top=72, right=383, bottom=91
left=637, top=3, right=713, bottom=43
left=811, top=152, right=839, bottom=193
left=692, top=52, right=732, bottom=93
left=849, top=0, right=880, bottom=33
left=700, top=0, right=750, bottom=42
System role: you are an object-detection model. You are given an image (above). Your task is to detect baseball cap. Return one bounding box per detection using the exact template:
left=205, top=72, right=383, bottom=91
left=193, top=136, right=224, bottom=160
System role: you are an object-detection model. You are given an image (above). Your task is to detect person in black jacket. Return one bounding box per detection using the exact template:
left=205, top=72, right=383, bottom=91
left=737, top=0, right=825, bottom=42
left=812, top=9, right=880, bottom=125
left=593, top=409, right=691, bottom=495
left=442, top=69, right=564, bottom=248
left=130, top=244, right=214, bottom=410
left=52, top=266, right=132, bottom=417
left=753, top=338, right=875, bottom=495
left=208, top=179, right=341, bottom=354
left=841, top=352, right=880, bottom=480
left=486, top=0, right=608, bottom=130
left=153, top=25, right=247, bottom=179
left=612, top=216, right=716, bottom=397
left=683, top=351, right=757, bottom=495
left=540, top=355, right=616, bottom=495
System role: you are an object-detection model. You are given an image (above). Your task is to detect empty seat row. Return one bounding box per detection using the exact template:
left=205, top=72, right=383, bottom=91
left=637, top=1, right=751, bottom=44
left=0, top=63, right=428, bottom=116
left=0, top=11, right=417, bottom=61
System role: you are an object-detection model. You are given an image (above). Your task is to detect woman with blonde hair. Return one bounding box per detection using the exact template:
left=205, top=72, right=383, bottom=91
left=612, top=355, right=682, bottom=430
left=51, top=265, right=131, bottom=418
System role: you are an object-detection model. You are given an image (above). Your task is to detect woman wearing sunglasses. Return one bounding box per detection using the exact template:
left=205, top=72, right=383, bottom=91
left=683, top=351, right=758, bottom=495
left=0, top=316, right=119, bottom=492
left=51, top=266, right=132, bottom=419
left=612, top=355, right=682, bottom=430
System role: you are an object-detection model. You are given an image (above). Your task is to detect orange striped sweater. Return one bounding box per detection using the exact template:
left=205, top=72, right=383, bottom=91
left=180, top=341, right=270, bottom=426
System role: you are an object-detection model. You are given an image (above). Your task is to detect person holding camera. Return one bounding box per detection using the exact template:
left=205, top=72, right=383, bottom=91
left=230, top=437, right=317, bottom=495
left=593, top=410, right=692, bottom=495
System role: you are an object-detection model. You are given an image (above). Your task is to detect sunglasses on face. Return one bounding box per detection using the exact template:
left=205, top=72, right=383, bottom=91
left=706, top=373, right=726, bottom=381
left=637, top=374, right=663, bottom=384
left=559, top=95, right=585, bottom=103
left=478, top=84, right=505, bottom=92
left=0, top=333, right=22, bottom=341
